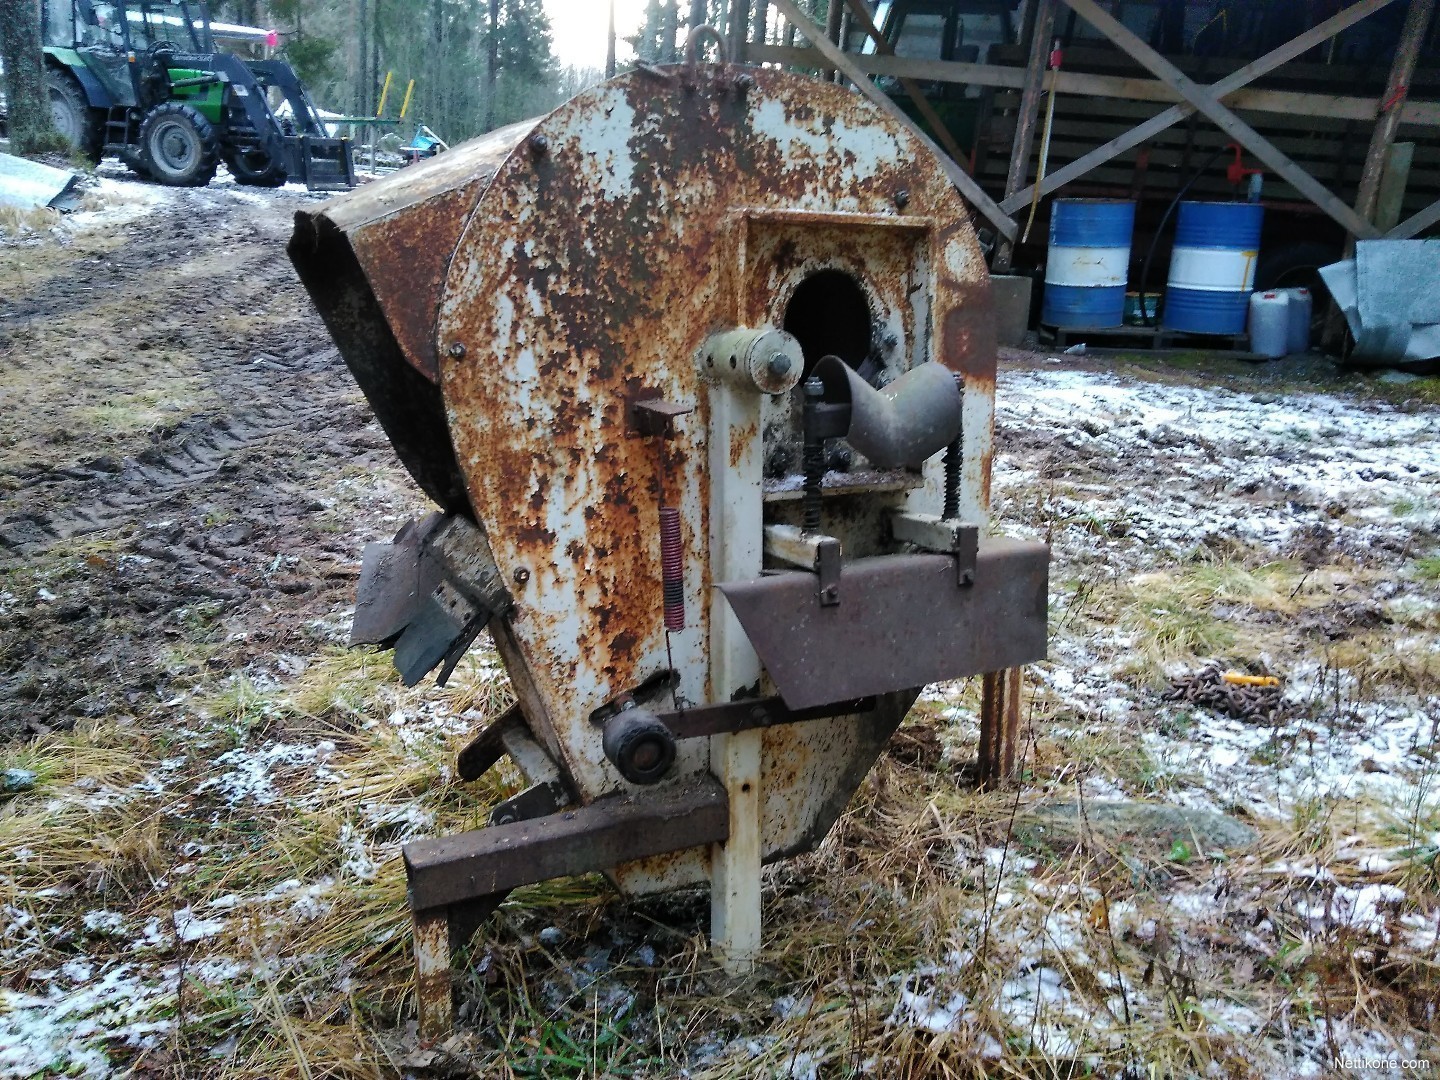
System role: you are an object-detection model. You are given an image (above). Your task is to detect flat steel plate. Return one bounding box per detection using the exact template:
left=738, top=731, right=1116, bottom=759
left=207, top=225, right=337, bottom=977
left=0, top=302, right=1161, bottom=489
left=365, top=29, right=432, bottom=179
left=717, top=538, right=1048, bottom=710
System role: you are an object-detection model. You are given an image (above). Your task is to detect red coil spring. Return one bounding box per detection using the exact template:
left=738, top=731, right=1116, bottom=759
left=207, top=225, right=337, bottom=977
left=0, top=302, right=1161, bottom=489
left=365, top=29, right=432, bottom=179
left=659, top=505, right=684, bottom=631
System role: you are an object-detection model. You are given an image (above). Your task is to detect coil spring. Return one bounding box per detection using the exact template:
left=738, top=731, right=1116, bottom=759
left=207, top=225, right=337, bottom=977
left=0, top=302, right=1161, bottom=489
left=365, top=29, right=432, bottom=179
left=659, top=505, right=684, bottom=631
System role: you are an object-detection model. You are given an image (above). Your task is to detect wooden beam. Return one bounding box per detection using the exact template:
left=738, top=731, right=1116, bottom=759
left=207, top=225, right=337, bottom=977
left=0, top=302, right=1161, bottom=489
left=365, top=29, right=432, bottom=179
left=1386, top=197, right=1440, bottom=240
left=993, top=0, right=1057, bottom=272
left=986, top=0, right=1406, bottom=211
left=1352, top=0, right=1434, bottom=235
left=824, top=0, right=843, bottom=81
left=1055, top=0, right=1379, bottom=238
left=842, top=0, right=975, bottom=179
left=749, top=37, right=1440, bottom=126
left=1375, top=142, right=1415, bottom=232
left=767, top=0, right=1018, bottom=242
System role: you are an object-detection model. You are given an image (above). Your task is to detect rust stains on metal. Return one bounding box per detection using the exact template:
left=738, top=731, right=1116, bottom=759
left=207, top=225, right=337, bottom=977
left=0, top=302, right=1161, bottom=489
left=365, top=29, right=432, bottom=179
left=298, top=64, right=999, bottom=897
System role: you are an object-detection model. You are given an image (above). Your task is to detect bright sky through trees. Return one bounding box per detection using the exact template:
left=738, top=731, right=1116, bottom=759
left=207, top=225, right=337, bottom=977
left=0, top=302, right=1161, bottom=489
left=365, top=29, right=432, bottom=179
left=544, top=0, right=648, bottom=70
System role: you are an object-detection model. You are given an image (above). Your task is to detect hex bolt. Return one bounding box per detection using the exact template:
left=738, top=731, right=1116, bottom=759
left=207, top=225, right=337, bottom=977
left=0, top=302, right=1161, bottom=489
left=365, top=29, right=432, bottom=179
left=767, top=351, right=792, bottom=378
left=894, top=189, right=910, bottom=210
left=528, top=132, right=549, bottom=156
left=513, top=567, right=531, bottom=584
left=448, top=342, right=466, bottom=359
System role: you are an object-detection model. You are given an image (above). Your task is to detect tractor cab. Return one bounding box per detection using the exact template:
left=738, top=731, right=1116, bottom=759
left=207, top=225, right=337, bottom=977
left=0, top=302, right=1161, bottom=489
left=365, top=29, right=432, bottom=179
left=41, top=0, right=353, bottom=191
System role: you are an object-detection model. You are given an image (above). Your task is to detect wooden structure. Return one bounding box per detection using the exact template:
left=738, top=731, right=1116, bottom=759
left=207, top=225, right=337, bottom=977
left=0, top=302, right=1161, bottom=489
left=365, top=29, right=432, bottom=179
left=745, top=0, right=1436, bottom=781
left=747, top=0, right=1439, bottom=272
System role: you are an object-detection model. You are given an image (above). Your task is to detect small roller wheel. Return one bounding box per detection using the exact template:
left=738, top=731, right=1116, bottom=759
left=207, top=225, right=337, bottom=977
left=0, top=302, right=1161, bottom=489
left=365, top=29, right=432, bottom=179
left=602, top=708, right=676, bottom=786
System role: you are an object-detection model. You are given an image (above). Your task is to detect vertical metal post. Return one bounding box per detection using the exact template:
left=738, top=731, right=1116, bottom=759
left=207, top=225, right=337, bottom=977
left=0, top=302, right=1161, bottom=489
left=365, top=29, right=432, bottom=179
left=993, top=0, right=1056, bottom=273
left=707, top=380, right=764, bottom=973
left=413, top=908, right=454, bottom=1040
left=978, top=667, right=1024, bottom=787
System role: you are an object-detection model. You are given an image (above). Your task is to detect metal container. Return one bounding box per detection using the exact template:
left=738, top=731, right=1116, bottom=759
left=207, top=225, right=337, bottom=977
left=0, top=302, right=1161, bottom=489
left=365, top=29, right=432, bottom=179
left=1041, top=198, right=1135, bottom=328
left=1284, top=286, right=1313, bottom=353
left=1248, top=290, right=1290, bottom=358
left=1163, top=201, right=1264, bottom=335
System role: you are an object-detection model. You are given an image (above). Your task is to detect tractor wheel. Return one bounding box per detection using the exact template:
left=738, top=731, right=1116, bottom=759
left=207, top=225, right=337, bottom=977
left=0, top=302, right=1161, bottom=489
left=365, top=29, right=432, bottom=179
left=225, top=148, right=287, bottom=188
left=118, top=148, right=152, bottom=180
left=45, top=69, right=104, bottom=163
left=139, top=103, right=219, bottom=187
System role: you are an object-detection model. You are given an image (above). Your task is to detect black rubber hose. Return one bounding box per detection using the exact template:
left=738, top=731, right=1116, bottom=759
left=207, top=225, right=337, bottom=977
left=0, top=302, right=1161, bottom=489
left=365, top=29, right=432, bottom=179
left=1137, top=144, right=1231, bottom=327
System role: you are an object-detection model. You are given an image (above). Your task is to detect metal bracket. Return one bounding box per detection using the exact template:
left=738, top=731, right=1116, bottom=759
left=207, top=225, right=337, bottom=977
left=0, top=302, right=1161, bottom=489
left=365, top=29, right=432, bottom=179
left=888, top=511, right=980, bottom=586
left=627, top=396, right=693, bottom=438
left=656, top=695, right=877, bottom=739
left=490, top=780, right=570, bottom=825
left=763, top=524, right=844, bottom=606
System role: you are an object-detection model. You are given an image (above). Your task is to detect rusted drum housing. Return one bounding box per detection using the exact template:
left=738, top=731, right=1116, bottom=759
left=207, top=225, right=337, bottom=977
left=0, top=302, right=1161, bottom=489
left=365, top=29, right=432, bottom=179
left=291, top=67, right=999, bottom=895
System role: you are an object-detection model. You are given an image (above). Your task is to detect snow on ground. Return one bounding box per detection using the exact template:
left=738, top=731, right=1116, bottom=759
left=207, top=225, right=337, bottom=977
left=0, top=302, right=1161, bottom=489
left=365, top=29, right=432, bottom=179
left=1, top=359, right=1436, bottom=1075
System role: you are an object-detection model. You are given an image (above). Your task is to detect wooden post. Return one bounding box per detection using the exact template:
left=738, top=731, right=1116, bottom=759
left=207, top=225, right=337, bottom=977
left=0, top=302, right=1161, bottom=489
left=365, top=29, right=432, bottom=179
left=1000, top=0, right=1400, bottom=217
left=1054, top=0, right=1380, bottom=239
left=1325, top=0, right=1432, bottom=349
left=1376, top=142, right=1416, bottom=232
left=993, top=0, right=1056, bottom=273
left=1353, top=0, right=1433, bottom=236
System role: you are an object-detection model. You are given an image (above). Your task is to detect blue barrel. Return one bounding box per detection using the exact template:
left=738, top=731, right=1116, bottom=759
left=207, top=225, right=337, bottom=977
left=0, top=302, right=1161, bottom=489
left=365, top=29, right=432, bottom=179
left=1042, top=199, right=1135, bottom=328
left=1163, top=202, right=1264, bottom=334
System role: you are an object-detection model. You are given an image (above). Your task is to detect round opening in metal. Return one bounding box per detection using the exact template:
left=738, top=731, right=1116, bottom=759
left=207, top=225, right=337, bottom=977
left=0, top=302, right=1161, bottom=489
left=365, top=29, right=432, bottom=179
left=783, top=269, right=872, bottom=376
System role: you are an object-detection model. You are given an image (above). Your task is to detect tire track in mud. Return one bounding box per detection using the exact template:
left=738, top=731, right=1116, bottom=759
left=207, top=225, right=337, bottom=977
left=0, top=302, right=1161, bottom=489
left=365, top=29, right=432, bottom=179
left=0, top=186, right=368, bottom=558
left=0, top=341, right=359, bottom=554
left=0, top=180, right=416, bottom=739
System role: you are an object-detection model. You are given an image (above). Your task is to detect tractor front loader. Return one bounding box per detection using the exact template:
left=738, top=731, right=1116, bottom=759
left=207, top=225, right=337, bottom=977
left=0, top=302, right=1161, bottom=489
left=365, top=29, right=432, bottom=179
left=41, top=0, right=353, bottom=191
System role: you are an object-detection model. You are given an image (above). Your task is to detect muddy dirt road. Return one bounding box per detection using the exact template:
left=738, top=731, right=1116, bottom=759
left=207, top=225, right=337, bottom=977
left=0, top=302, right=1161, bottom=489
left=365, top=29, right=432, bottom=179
left=0, top=180, right=421, bottom=741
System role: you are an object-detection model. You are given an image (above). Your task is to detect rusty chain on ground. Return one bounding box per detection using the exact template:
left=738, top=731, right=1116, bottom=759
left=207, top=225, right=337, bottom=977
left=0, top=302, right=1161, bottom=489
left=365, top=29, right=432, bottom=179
left=1163, top=665, right=1290, bottom=724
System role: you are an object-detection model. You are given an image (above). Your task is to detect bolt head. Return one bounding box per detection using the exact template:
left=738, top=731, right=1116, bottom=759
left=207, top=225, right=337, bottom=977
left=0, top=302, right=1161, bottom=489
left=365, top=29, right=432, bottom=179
left=767, top=351, right=792, bottom=377
left=513, top=567, right=531, bottom=584
left=894, top=188, right=911, bottom=210
left=448, top=342, right=466, bottom=359
left=804, top=375, right=824, bottom=398
left=528, top=132, right=549, bottom=155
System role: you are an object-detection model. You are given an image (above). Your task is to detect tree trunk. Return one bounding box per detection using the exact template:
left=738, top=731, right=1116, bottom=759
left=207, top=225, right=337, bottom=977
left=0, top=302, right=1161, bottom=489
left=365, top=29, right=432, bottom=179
left=484, top=0, right=499, bottom=130
left=0, top=0, right=60, bottom=157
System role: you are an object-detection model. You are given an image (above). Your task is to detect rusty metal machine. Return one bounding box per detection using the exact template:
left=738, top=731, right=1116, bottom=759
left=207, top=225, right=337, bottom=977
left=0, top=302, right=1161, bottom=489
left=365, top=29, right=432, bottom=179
left=289, top=42, right=1048, bottom=1036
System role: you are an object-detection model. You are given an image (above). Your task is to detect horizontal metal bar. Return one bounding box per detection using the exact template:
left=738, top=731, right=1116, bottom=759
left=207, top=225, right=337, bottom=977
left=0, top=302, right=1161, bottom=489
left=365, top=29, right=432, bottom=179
left=657, top=696, right=877, bottom=740
left=404, top=776, right=730, bottom=911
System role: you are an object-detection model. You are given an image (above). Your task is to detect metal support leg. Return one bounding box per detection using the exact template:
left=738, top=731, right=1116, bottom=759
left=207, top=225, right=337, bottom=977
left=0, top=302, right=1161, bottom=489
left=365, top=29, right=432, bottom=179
left=978, top=667, right=1024, bottom=788
left=413, top=908, right=455, bottom=1040
left=707, top=379, right=764, bottom=973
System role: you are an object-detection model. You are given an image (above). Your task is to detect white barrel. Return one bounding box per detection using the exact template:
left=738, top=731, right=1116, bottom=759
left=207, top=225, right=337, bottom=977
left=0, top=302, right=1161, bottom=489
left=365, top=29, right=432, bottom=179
left=1248, top=291, right=1290, bottom=358
left=1284, top=287, right=1312, bottom=354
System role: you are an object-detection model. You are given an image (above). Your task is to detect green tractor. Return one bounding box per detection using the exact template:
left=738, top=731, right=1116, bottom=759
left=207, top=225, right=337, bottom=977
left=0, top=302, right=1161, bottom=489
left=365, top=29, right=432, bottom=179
left=41, top=0, right=354, bottom=190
